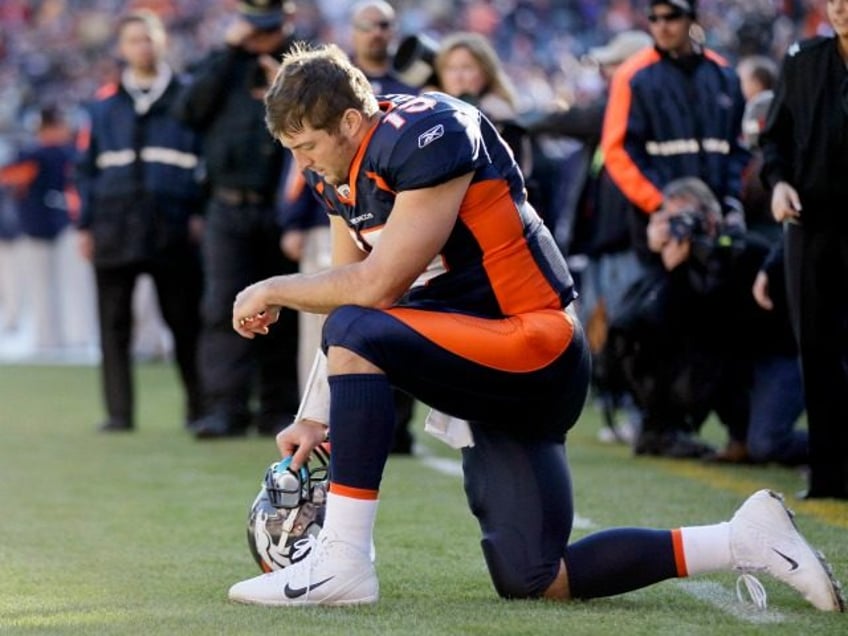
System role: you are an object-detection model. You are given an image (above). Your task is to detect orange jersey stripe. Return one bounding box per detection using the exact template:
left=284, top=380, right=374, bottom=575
left=670, top=528, right=689, bottom=577
left=386, top=306, right=574, bottom=372
left=601, top=48, right=664, bottom=214
left=345, top=122, right=381, bottom=204
left=330, top=482, right=379, bottom=500
left=460, top=180, right=562, bottom=315
left=364, top=170, right=395, bottom=194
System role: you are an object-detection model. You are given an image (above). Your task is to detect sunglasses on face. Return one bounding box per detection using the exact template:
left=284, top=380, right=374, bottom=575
left=647, top=10, right=686, bottom=23
left=354, top=20, right=392, bottom=33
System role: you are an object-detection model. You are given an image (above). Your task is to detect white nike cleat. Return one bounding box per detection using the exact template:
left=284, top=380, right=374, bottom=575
left=729, top=489, right=845, bottom=612
left=228, top=530, right=378, bottom=606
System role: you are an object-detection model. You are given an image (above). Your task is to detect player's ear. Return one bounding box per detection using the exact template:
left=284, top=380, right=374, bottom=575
left=341, top=108, right=362, bottom=137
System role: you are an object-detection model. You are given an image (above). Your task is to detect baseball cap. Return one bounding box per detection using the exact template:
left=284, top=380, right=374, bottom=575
left=588, top=30, right=653, bottom=66
left=649, top=0, right=697, bottom=18
left=237, top=0, right=285, bottom=30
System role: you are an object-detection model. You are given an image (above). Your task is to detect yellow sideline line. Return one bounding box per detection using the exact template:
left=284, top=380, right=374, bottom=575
left=647, top=458, right=848, bottom=529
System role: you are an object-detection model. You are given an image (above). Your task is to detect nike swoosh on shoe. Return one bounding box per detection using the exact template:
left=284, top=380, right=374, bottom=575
left=772, top=548, right=800, bottom=572
left=284, top=576, right=335, bottom=599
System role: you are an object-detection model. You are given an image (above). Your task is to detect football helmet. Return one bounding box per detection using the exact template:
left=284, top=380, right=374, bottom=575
left=247, top=444, right=330, bottom=572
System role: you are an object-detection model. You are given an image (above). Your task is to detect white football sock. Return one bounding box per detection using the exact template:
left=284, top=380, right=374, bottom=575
left=322, top=491, right=378, bottom=555
left=679, top=522, right=732, bottom=576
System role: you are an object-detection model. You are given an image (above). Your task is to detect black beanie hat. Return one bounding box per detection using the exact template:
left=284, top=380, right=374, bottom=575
left=649, top=0, right=697, bottom=19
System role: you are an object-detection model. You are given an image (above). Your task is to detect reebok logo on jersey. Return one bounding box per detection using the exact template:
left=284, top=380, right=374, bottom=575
left=772, top=548, right=800, bottom=571
left=283, top=576, right=335, bottom=599
left=418, top=124, right=444, bottom=148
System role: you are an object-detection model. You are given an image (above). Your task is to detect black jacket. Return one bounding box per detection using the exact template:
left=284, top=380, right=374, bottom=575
left=613, top=226, right=795, bottom=357
left=173, top=46, right=289, bottom=196
left=760, top=36, right=848, bottom=231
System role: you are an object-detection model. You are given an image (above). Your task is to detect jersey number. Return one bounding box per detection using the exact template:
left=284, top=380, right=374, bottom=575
left=383, top=96, right=438, bottom=130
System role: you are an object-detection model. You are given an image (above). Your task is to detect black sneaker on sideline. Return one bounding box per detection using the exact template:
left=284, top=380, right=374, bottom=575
left=98, top=418, right=133, bottom=433
left=193, top=413, right=248, bottom=440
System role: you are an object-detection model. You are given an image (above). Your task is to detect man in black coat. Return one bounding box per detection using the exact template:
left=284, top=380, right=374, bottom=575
left=759, top=0, right=848, bottom=500
left=174, top=0, right=300, bottom=438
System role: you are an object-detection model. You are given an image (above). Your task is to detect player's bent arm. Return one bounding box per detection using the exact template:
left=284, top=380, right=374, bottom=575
left=360, top=171, right=472, bottom=305
left=232, top=172, right=471, bottom=328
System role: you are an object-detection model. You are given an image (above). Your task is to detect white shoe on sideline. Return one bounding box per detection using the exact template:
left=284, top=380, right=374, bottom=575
left=729, top=489, right=845, bottom=611
left=228, top=530, right=378, bottom=606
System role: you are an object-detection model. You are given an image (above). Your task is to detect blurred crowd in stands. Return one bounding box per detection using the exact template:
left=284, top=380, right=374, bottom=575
left=0, top=0, right=832, bottom=150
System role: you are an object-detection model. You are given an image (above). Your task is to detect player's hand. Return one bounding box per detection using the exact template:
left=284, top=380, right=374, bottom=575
left=276, top=419, right=328, bottom=471
left=771, top=181, right=801, bottom=223
left=233, top=280, right=281, bottom=337
left=234, top=308, right=280, bottom=337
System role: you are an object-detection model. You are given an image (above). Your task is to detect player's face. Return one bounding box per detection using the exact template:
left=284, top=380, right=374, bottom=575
left=280, top=124, right=358, bottom=186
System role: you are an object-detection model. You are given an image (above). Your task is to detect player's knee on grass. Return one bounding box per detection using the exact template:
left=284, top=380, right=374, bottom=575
left=480, top=533, right=560, bottom=599
left=462, top=426, right=570, bottom=600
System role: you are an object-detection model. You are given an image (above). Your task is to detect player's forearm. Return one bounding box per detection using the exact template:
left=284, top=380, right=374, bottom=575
left=252, top=262, right=403, bottom=315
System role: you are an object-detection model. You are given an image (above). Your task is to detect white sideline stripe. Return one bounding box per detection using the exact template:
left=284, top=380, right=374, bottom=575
left=417, top=453, right=597, bottom=530
left=420, top=455, right=464, bottom=477
left=678, top=581, right=786, bottom=624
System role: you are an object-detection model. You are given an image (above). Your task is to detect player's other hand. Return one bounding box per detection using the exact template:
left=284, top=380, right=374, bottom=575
left=276, top=419, right=328, bottom=471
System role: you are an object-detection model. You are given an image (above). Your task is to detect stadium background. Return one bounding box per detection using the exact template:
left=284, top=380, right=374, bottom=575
left=0, top=0, right=833, bottom=157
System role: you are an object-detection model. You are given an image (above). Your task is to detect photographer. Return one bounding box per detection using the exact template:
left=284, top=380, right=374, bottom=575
left=609, top=177, right=780, bottom=459
left=173, top=0, right=301, bottom=438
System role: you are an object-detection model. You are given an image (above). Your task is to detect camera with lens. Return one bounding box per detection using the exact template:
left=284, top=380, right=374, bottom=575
left=667, top=210, right=705, bottom=241
left=392, top=34, right=440, bottom=88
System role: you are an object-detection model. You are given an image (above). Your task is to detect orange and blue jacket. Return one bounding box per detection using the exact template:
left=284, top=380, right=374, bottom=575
left=601, top=46, right=749, bottom=215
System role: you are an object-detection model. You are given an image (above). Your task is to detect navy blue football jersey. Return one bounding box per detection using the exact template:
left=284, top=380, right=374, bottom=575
left=306, top=92, right=575, bottom=318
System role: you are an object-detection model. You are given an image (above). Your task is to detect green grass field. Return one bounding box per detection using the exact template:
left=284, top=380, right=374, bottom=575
left=1, top=362, right=845, bottom=635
